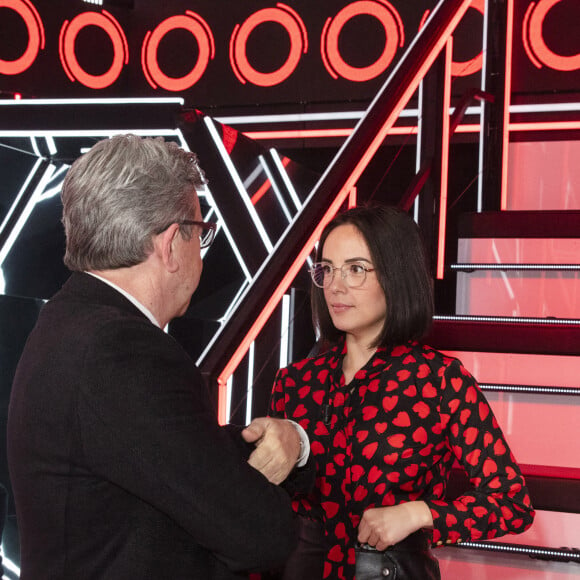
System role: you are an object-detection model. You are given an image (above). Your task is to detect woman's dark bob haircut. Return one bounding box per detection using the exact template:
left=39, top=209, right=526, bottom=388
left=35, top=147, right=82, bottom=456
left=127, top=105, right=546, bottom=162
left=311, top=205, right=434, bottom=349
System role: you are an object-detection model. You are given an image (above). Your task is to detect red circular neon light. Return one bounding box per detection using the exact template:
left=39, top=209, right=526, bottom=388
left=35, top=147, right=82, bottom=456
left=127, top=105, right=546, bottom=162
left=320, top=0, right=404, bottom=82
left=524, top=0, right=580, bottom=71
left=230, top=4, right=308, bottom=87
left=0, top=0, right=44, bottom=75
left=58, top=10, right=128, bottom=89
left=419, top=0, right=483, bottom=78
left=141, top=11, right=215, bottom=91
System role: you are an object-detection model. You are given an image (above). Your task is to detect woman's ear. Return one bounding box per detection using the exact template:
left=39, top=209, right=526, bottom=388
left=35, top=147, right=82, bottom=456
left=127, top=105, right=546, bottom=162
left=155, top=223, right=181, bottom=273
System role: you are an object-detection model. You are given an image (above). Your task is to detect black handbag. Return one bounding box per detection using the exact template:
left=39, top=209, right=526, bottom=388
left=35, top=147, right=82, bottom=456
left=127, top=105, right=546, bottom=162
left=355, top=530, right=440, bottom=580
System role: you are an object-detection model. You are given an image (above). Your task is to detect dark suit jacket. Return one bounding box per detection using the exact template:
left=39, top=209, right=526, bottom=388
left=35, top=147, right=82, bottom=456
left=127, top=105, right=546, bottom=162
left=7, top=273, right=296, bottom=579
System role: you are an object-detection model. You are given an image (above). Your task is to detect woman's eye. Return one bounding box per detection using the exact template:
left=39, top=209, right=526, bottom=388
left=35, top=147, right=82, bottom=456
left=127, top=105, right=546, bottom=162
left=321, top=264, right=333, bottom=275
left=349, top=264, right=365, bottom=274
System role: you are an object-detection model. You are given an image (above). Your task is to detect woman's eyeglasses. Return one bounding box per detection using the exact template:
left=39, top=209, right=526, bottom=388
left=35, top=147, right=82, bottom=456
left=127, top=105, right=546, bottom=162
left=309, top=261, right=375, bottom=288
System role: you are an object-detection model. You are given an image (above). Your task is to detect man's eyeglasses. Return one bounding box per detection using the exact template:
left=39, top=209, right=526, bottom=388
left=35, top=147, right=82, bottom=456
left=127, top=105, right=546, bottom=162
left=156, top=220, right=217, bottom=249
left=309, top=261, right=375, bottom=288
left=178, top=220, right=217, bottom=249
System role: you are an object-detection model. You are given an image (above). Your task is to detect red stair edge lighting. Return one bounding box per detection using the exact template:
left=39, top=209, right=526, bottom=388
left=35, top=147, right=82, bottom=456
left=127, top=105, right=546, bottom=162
left=216, top=0, right=474, bottom=425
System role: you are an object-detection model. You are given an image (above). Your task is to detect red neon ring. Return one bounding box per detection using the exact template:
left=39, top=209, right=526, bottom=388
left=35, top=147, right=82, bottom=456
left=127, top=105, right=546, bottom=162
left=59, top=10, right=128, bottom=89
left=321, top=0, right=404, bottom=82
left=231, top=5, right=307, bottom=87
left=142, top=11, right=214, bottom=91
left=0, top=0, right=44, bottom=75
left=527, top=0, right=580, bottom=71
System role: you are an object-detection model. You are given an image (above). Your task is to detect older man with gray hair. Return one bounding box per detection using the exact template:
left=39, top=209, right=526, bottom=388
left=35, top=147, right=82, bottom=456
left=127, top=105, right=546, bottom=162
left=8, top=134, right=307, bottom=579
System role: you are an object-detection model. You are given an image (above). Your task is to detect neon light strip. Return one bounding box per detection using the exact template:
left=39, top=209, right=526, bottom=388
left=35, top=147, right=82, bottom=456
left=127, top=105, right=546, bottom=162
left=480, top=384, right=580, bottom=396
left=270, top=149, right=301, bottom=211
left=215, top=109, right=420, bottom=125
left=0, top=97, right=184, bottom=106
left=0, top=129, right=184, bottom=138
left=217, top=103, right=580, bottom=128
left=434, top=314, right=580, bottom=325
left=0, top=163, right=57, bottom=266
left=501, top=0, right=515, bottom=210
left=224, top=375, right=233, bottom=426
left=454, top=541, right=580, bottom=562
left=510, top=121, right=580, bottom=131
left=245, top=341, right=255, bottom=425
left=348, top=186, right=357, bottom=208
left=279, top=294, right=290, bottom=369
left=258, top=155, right=293, bottom=222
left=250, top=172, right=273, bottom=205
left=451, top=263, right=580, bottom=270
left=199, top=184, right=251, bottom=280
left=216, top=187, right=352, bottom=422
left=196, top=280, right=251, bottom=366
left=204, top=117, right=274, bottom=252
left=242, top=120, right=580, bottom=141
left=478, top=0, right=490, bottom=211
left=436, top=39, right=453, bottom=280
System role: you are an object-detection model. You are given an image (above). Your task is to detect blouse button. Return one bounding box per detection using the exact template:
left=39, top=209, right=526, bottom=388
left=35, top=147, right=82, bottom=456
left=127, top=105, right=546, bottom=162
left=382, top=569, right=390, bottom=576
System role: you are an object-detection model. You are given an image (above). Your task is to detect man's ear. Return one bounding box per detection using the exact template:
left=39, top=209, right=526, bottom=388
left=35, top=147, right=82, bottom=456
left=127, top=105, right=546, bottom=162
left=154, top=223, right=181, bottom=273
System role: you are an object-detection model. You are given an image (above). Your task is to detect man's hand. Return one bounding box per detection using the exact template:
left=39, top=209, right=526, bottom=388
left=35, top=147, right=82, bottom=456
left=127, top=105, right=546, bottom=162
left=357, top=501, right=433, bottom=551
left=242, top=417, right=301, bottom=485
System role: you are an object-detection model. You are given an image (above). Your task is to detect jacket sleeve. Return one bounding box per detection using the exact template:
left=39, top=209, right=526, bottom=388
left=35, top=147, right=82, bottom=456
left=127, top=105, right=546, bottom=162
left=424, top=359, right=535, bottom=546
left=79, top=319, right=296, bottom=573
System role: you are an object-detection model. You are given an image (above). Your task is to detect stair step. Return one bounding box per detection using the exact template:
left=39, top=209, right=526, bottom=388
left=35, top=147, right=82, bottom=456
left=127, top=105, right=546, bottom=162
left=426, top=317, right=580, bottom=355
left=458, top=210, right=580, bottom=238
left=451, top=263, right=580, bottom=272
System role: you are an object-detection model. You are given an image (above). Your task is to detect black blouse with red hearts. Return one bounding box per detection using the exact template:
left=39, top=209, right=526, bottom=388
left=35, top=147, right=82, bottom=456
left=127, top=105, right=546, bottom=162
left=270, top=340, right=534, bottom=580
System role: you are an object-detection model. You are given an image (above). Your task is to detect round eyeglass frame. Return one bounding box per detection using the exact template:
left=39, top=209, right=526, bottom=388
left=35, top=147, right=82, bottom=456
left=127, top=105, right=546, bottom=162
left=309, top=262, right=375, bottom=288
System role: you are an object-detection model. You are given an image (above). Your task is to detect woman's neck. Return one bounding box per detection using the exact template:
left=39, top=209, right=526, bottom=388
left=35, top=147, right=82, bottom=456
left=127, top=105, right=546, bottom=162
left=342, top=335, right=377, bottom=385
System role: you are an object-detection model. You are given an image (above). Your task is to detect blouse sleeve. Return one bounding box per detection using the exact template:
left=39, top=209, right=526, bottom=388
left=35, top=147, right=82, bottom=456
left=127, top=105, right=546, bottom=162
left=268, top=366, right=316, bottom=495
left=425, top=359, right=535, bottom=546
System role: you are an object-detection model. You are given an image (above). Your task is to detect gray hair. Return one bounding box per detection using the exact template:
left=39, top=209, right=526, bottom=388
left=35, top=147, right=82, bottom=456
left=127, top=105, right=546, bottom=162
left=61, top=134, right=207, bottom=271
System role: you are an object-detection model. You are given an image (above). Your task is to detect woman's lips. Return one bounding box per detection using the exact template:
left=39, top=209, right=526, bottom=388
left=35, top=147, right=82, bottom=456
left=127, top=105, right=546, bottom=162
left=330, top=303, right=352, bottom=314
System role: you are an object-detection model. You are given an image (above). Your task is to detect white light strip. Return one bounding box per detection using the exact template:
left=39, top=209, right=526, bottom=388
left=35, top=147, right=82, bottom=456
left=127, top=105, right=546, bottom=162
left=30, top=136, right=41, bottom=158
left=451, top=263, right=580, bottom=270
left=243, top=163, right=265, bottom=190
left=199, top=184, right=251, bottom=280
left=0, top=157, right=44, bottom=234
left=258, top=155, right=293, bottom=223
left=245, top=341, right=255, bottom=425
left=0, top=97, right=184, bottom=106
left=456, top=541, right=580, bottom=561
left=0, top=550, right=21, bottom=576
left=269, top=149, right=302, bottom=212
left=45, top=136, right=57, bottom=156
left=434, top=314, right=580, bottom=325
left=478, top=0, right=489, bottom=212
left=196, top=279, right=250, bottom=365
left=204, top=117, right=273, bottom=252
left=480, top=384, right=580, bottom=395
left=0, top=164, right=56, bottom=266
left=215, top=109, right=420, bottom=125
left=38, top=165, right=69, bottom=201
left=279, top=294, right=291, bottom=369
left=0, top=129, right=183, bottom=138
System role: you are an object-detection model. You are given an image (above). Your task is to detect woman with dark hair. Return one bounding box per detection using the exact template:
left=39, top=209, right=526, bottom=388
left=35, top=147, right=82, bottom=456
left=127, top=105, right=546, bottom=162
left=269, top=206, right=534, bottom=580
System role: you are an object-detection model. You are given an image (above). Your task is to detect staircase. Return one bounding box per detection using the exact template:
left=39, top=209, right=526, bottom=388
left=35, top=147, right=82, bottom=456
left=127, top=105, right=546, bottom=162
left=425, top=204, right=580, bottom=574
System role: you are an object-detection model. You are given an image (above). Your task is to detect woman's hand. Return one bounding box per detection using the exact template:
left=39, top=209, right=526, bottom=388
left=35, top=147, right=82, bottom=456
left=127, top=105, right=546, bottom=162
left=357, top=501, right=434, bottom=551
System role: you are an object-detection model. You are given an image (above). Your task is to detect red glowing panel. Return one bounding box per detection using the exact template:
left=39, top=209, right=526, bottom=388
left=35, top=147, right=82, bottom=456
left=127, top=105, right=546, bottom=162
left=0, top=0, right=44, bottom=75
left=321, top=0, right=404, bottom=82
left=58, top=10, right=128, bottom=89
left=500, top=0, right=514, bottom=211
left=229, top=3, right=308, bottom=87
left=141, top=11, right=215, bottom=92
left=523, top=0, right=580, bottom=71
